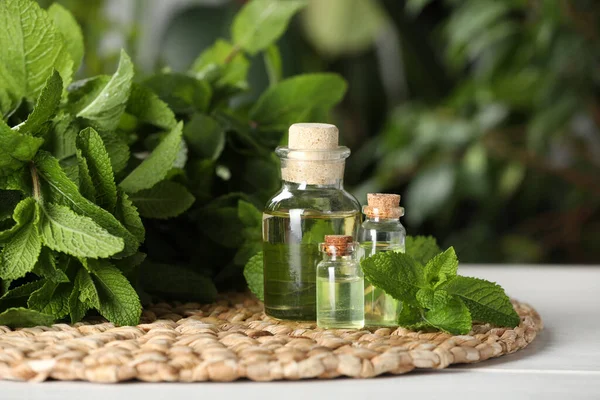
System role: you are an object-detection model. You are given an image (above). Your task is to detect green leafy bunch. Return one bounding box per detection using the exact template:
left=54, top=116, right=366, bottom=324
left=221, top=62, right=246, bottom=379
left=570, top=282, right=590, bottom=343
left=0, top=0, right=348, bottom=327
left=362, top=236, right=520, bottom=334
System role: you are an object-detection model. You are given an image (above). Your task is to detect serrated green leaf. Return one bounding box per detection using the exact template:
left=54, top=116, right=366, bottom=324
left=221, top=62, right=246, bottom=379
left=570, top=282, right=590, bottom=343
left=126, top=83, right=177, bottom=130
left=32, top=248, right=69, bottom=283
left=249, top=73, right=347, bottom=130
left=35, top=151, right=138, bottom=257
left=115, top=189, right=145, bottom=243
left=129, top=181, right=195, bottom=220
left=0, top=0, right=72, bottom=116
left=0, top=280, right=45, bottom=310
left=76, top=128, right=117, bottom=212
left=424, top=246, right=458, bottom=287
left=17, top=70, right=63, bottom=137
left=143, top=73, right=212, bottom=114
left=75, top=50, right=134, bottom=131
left=76, top=149, right=96, bottom=202
left=441, top=276, right=520, bottom=328
left=46, top=111, right=79, bottom=161
left=28, top=280, right=71, bottom=319
left=120, top=122, right=183, bottom=193
left=243, top=252, right=264, bottom=301
left=183, top=114, right=225, bottom=160
left=360, top=251, right=425, bottom=307
left=0, top=121, right=44, bottom=177
left=76, top=267, right=100, bottom=309
left=405, top=235, right=441, bottom=266
left=190, top=39, right=250, bottom=89
left=0, top=199, right=42, bottom=280
left=97, top=130, right=130, bottom=175
left=0, top=307, right=55, bottom=328
left=232, top=0, right=307, bottom=55
left=416, top=287, right=450, bottom=310
left=140, top=262, right=217, bottom=303
left=397, top=303, right=427, bottom=329
left=0, top=197, right=36, bottom=243
left=68, top=269, right=87, bottom=323
left=38, top=203, right=124, bottom=259
left=87, top=261, right=141, bottom=326
left=48, top=3, right=84, bottom=75
left=425, top=297, right=472, bottom=335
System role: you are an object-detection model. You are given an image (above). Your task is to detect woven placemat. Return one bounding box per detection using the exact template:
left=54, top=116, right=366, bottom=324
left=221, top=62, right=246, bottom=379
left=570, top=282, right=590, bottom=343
left=0, top=295, right=542, bottom=383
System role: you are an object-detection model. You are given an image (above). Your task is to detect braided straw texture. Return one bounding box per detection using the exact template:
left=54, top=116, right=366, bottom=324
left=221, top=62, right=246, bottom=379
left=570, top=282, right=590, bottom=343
left=0, top=295, right=542, bottom=383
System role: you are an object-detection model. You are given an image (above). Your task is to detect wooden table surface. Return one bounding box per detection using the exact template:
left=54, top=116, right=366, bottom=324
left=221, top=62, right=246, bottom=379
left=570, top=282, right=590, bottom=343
left=1, top=265, right=599, bottom=400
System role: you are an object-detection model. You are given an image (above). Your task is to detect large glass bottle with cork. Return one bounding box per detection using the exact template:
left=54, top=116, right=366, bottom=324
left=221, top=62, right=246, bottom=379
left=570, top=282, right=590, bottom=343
left=262, top=123, right=361, bottom=321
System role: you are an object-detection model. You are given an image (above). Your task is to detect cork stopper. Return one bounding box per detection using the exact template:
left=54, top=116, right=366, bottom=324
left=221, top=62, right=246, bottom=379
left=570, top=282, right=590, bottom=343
left=321, top=235, right=354, bottom=256
left=277, top=123, right=349, bottom=185
left=288, top=123, right=339, bottom=150
left=363, top=193, right=404, bottom=219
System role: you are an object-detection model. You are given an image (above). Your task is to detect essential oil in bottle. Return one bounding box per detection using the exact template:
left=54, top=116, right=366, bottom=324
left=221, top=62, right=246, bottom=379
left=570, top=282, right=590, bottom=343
left=316, top=235, right=364, bottom=329
left=262, top=123, right=361, bottom=321
left=359, top=193, right=406, bottom=327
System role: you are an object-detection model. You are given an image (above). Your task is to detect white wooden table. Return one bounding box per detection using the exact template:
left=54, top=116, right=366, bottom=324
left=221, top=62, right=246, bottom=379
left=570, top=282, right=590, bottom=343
left=2, top=265, right=599, bottom=400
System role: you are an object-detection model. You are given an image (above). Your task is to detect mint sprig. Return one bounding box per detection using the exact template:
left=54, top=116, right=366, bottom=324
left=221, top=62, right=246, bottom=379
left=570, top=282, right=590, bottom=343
left=361, top=246, right=520, bottom=334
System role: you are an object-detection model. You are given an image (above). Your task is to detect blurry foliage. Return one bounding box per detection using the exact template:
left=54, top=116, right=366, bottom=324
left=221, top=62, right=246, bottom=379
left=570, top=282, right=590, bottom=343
left=45, top=0, right=600, bottom=264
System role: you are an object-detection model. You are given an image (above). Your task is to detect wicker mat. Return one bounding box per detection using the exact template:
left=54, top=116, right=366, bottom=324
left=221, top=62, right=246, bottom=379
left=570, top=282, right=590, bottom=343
left=0, top=295, right=542, bottom=383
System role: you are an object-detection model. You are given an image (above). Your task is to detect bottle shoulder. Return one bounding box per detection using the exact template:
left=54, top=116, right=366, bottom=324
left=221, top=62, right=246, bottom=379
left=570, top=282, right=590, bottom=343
left=265, top=186, right=361, bottom=214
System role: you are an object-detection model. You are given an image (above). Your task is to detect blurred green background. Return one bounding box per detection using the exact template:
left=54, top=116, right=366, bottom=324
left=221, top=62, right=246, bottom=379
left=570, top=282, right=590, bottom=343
left=37, top=0, right=600, bottom=264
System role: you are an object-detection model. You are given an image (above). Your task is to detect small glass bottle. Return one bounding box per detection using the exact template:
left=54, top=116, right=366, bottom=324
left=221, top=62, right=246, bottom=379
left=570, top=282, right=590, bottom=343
left=317, top=235, right=364, bottom=329
left=263, top=123, right=361, bottom=321
left=359, top=193, right=406, bottom=327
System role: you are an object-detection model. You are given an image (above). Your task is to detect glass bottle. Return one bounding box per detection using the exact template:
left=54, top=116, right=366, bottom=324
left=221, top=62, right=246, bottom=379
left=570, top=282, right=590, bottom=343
left=359, top=193, right=406, bottom=327
left=263, top=123, right=361, bottom=321
left=317, top=235, right=364, bottom=329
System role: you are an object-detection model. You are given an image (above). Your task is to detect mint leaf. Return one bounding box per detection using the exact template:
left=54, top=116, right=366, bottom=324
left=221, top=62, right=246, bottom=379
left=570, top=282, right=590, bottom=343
left=425, top=297, right=472, bottom=335
left=423, top=246, right=458, bottom=287
left=115, top=189, right=145, bottom=243
left=87, top=260, right=141, bottom=326
left=190, top=39, right=250, bottom=89
left=0, top=307, right=54, bottom=328
left=360, top=251, right=425, bottom=307
left=0, top=199, right=42, bottom=280
left=129, top=181, right=195, bottom=220
left=406, top=235, right=441, bottom=265
left=120, top=122, right=183, bottom=193
left=35, top=151, right=138, bottom=257
left=17, top=70, right=63, bottom=137
left=32, top=248, right=69, bottom=283
left=0, top=280, right=44, bottom=309
left=0, top=197, right=36, bottom=243
left=238, top=200, right=262, bottom=227
left=76, top=127, right=118, bottom=212
left=28, top=280, right=71, bottom=319
left=243, top=252, right=263, bottom=301
left=0, top=122, right=44, bottom=176
left=143, top=73, right=211, bottom=114
left=47, top=4, right=84, bottom=75
left=249, top=73, right=347, bottom=130
left=183, top=114, right=225, bottom=160
left=416, top=287, right=450, bottom=310
left=38, top=203, right=124, bottom=258
left=441, top=276, right=520, bottom=328
left=232, top=0, right=308, bottom=55
left=76, top=149, right=96, bottom=202
left=0, top=0, right=72, bottom=116
left=126, top=83, right=177, bottom=130
left=140, top=262, right=217, bottom=303
left=69, top=269, right=87, bottom=323
left=76, top=267, right=100, bottom=309
left=46, top=111, right=79, bottom=161
left=97, top=130, right=130, bottom=175
left=75, top=50, right=134, bottom=131
left=397, top=304, right=430, bottom=330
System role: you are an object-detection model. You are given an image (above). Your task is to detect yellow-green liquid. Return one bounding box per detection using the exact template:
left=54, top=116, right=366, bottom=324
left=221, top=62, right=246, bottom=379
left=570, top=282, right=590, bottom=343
left=263, top=210, right=361, bottom=320
left=317, top=274, right=364, bottom=329
left=362, top=243, right=403, bottom=327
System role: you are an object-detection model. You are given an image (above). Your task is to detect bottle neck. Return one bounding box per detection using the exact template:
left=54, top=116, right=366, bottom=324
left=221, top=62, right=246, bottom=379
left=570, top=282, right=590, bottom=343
left=320, top=252, right=358, bottom=262
left=364, top=215, right=400, bottom=223
left=282, top=179, right=344, bottom=190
